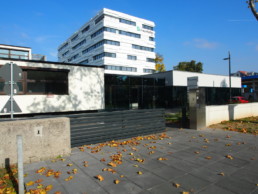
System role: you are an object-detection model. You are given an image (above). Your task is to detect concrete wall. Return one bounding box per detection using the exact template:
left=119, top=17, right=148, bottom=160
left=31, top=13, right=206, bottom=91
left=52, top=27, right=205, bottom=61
left=173, top=70, right=241, bottom=88
left=0, top=59, right=104, bottom=115
left=0, top=117, right=71, bottom=167
left=206, top=102, right=258, bottom=126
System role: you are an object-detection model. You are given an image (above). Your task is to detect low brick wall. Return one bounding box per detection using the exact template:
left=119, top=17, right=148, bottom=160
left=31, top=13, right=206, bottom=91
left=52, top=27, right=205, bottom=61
left=0, top=117, right=71, bottom=167
left=206, top=102, right=258, bottom=126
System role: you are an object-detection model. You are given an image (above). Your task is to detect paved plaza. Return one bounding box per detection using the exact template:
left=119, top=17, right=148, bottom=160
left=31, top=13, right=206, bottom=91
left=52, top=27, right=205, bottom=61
left=24, top=128, right=258, bottom=194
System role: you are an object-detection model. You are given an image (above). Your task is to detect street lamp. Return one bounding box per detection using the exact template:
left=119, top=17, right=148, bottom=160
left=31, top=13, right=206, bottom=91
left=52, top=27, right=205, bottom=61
left=223, top=51, right=232, bottom=101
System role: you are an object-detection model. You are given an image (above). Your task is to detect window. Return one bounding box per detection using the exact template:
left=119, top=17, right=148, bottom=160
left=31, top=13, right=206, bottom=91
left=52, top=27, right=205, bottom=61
left=104, top=40, right=120, bottom=46
left=149, top=37, right=154, bottom=41
left=105, top=65, right=137, bottom=72
left=0, top=49, right=29, bottom=59
left=142, top=24, right=154, bottom=31
left=119, top=18, right=136, bottom=26
left=93, top=52, right=116, bottom=60
left=95, top=14, right=104, bottom=24
left=146, top=58, right=155, bottom=63
left=104, top=27, right=117, bottom=33
left=143, top=69, right=155, bottom=73
left=81, top=25, right=90, bottom=33
left=58, top=43, right=68, bottom=52
left=132, top=44, right=154, bottom=52
left=71, top=34, right=79, bottom=42
left=91, top=28, right=105, bottom=38
left=72, top=39, right=86, bottom=50
left=119, top=30, right=140, bottom=38
left=79, top=59, right=89, bottom=64
left=0, top=69, right=69, bottom=95
left=127, top=55, right=137, bottom=60
left=62, top=50, right=69, bottom=57
left=68, top=54, right=79, bottom=62
left=82, top=39, right=120, bottom=54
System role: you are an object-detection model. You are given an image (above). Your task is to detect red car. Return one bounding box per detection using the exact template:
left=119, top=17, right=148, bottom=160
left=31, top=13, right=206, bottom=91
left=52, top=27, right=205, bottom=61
left=230, top=96, right=249, bottom=103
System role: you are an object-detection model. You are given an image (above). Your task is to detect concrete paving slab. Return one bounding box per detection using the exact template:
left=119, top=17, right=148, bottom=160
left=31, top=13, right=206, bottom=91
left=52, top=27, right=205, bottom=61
left=23, top=128, right=258, bottom=194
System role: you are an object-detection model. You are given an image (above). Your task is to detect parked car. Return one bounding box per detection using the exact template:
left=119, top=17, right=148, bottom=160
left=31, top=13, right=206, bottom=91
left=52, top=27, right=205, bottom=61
left=229, top=96, right=249, bottom=103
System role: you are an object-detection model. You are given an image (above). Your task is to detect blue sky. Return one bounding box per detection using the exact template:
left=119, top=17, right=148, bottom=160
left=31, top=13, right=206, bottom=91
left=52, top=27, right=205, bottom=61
left=0, top=0, right=257, bottom=75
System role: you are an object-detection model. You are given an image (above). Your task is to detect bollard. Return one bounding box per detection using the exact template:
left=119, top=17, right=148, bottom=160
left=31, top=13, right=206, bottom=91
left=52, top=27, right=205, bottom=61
left=17, top=135, right=24, bottom=194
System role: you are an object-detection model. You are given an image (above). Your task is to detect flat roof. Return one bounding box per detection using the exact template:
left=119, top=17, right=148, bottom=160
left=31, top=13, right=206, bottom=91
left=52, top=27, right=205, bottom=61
left=0, top=57, right=104, bottom=69
left=0, top=44, right=31, bottom=49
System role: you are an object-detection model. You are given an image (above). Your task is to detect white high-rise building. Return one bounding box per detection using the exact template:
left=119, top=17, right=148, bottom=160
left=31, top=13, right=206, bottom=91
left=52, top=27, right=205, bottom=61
left=58, top=8, right=155, bottom=75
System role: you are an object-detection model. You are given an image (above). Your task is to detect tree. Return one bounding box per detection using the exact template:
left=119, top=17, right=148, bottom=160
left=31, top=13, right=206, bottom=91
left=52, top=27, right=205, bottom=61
left=155, top=53, right=166, bottom=72
left=247, top=0, right=258, bottom=21
left=173, top=60, right=203, bottom=73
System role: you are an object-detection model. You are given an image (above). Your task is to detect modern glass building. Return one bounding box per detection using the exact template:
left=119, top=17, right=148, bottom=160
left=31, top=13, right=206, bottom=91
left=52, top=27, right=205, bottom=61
left=58, top=8, right=156, bottom=75
left=105, top=71, right=242, bottom=110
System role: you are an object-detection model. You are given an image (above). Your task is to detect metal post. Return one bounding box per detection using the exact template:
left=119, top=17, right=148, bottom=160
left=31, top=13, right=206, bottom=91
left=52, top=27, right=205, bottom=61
left=10, top=62, right=14, bottom=119
left=228, top=51, right=232, bottom=100
left=17, top=135, right=24, bottom=194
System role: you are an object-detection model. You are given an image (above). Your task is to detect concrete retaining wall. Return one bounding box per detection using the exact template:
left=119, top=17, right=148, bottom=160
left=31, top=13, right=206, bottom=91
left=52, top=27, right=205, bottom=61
left=0, top=117, right=71, bottom=167
left=206, top=102, right=258, bottom=126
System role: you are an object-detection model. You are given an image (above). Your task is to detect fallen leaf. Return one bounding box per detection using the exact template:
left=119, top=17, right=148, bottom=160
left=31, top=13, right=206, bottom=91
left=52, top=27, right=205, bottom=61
left=37, top=184, right=44, bottom=189
left=54, top=171, right=62, bottom=178
left=158, top=157, right=168, bottom=161
left=54, top=192, right=62, bottom=194
left=96, top=175, right=104, bottom=181
left=65, top=176, right=73, bottom=181
left=133, top=164, right=139, bottom=167
left=100, top=158, right=106, bottom=162
left=182, top=191, right=190, bottom=194
left=173, top=183, right=180, bottom=188
left=35, top=179, right=43, bottom=183
left=218, top=172, right=225, bottom=176
left=194, top=151, right=200, bottom=154
left=205, top=156, right=212, bottom=160
left=36, top=167, right=46, bottom=174
left=225, top=144, right=231, bottom=146
left=137, top=171, right=143, bottom=175
left=120, top=175, right=124, bottom=178
left=26, top=181, right=35, bottom=186
left=225, top=155, right=234, bottom=160
left=108, top=162, right=117, bottom=167
left=67, top=163, right=73, bottom=167
left=45, top=185, right=53, bottom=191
left=114, top=179, right=120, bottom=184
left=72, top=169, right=78, bottom=174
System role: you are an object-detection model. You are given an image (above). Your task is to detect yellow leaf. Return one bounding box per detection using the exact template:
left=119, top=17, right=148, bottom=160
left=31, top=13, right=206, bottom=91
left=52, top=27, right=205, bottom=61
left=225, top=155, right=234, bottom=160
left=36, top=167, right=46, bottom=174
left=65, top=176, right=73, bottom=181
left=45, top=185, right=53, bottom=191
left=120, top=175, right=124, bottom=178
left=194, top=151, right=200, bottom=154
left=129, top=153, right=134, bottom=156
left=108, top=162, right=117, bottom=167
left=133, top=164, right=139, bottom=167
left=173, top=183, right=180, bottom=188
left=54, top=192, right=62, bottom=194
left=26, top=181, right=35, bottom=186
left=67, top=163, right=73, bottom=167
left=137, top=171, right=143, bottom=175
left=158, top=157, right=168, bottom=161
left=37, top=184, right=44, bottom=189
left=114, top=179, right=120, bottom=184
left=182, top=192, right=190, bottom=194
left=72, top=169, right=78, bottom=174
left=96, top=175, right=104, bottom=181
left=218, top=172, right=225, bottom=176
left=205, top=156, right=212, bottom=160
left=35, top=179, right=43, bottom=183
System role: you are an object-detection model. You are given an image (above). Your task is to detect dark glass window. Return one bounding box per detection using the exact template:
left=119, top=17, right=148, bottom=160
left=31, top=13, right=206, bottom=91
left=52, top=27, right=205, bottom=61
left=95, top=14, right=104, bottom=24
left=119, top=30, right=140, bottom=38
left=81, top=25, right=90, bottom=33
left=149, top=37, right=154, bottom=41
left=119, top=18, right=136, bottom=26
left=132, top=44, right=154, bottom=52
left=72, top=39, right=86, bottom=50
left=71, top=34, right=79, bottom=42
left=58, top=42, right=69, bottom=52
left=127, top=55, right=137, bottom=60
left=0, top=49, right=29, bottom=59
left=142, top=24, right=154, bottom=31
left=146, top=58, right=155, bottom=63
left=26, top=70, right=68, bottom=95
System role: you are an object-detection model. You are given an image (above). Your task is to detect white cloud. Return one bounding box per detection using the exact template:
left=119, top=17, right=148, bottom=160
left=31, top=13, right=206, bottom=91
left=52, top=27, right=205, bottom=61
left=184, top=38, right=219, bottom=49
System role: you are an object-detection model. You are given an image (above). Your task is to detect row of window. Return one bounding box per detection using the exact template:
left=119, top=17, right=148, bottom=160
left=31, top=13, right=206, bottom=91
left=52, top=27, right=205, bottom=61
left=142, top=24, right=154, bottom=31
left=62, top=50, right=69, bottom=57
left=105, top=65, right=137, bottom=72
left=127, top=55, right=155, bottom=62
left=82, top=39, right=120, bottom=55
left=58, top=42, right=68, bottom=52
left=71, top=34, right=79, bottom=42
left=93, top=52, right=116, bottom=60
left=0, top=69, right=69, bottom=95
left=72, top=39, right=86, bottom=50
left=132, top=44, right=154, bottom=52
left=119, top=18, right=136, bottom=26
left=68, top=54, right=79, bottom=62
left=119, top=30, right=140, bottom=38
left=0, top=48, right=29, bottom=60
left=143, top=69, right=155, bottom=73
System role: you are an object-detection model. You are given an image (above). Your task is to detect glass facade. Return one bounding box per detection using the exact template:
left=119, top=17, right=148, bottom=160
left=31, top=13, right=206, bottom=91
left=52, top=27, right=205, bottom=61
left=104, top=74, right=242, bottom=110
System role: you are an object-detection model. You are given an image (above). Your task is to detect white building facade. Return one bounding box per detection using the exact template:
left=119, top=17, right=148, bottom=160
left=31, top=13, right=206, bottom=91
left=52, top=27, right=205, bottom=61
left=58, top=8, right=156, bottom=75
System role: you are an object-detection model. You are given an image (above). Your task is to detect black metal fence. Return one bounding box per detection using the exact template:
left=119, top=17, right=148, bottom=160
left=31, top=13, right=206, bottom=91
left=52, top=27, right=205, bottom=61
left=69, top=109, right=165, bottom=147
